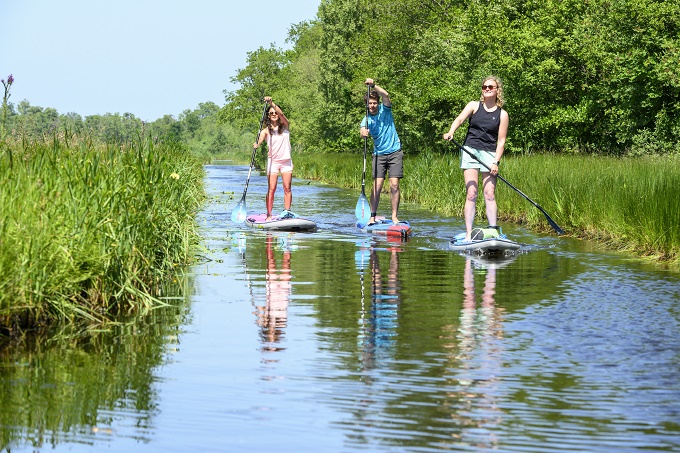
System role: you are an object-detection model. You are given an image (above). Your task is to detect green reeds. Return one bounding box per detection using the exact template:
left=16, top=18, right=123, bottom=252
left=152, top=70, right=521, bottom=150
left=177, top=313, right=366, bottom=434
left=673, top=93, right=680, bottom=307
left=293, top=151, right=680, bottom=267
left=533, top=154, right=680, bottom=261
left=0, top=135, right=205, bottom=333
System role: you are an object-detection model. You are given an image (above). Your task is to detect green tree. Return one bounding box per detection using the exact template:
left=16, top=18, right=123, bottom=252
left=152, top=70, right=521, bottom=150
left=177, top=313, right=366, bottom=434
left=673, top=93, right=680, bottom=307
left=219, top=45, right=288, bottom=131
left=221, top=0, right=679, bottom=155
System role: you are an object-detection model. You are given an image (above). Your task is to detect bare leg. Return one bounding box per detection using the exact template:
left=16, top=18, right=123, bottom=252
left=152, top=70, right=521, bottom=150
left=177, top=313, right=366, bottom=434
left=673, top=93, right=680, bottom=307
left=281, top=171, right=293, bottom=210
left=463, top=169, right=479, bottom=241
left=389, top=177, right=400, bottom=223
left=482, top=172, right=498, bottom=226
left=266, top=173, right=279, bottom=220
left=370, top=177, right=385, bottom=223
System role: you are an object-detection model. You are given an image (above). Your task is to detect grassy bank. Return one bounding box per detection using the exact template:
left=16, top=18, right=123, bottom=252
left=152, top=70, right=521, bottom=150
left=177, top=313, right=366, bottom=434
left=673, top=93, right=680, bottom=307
left=0, top=136, right=205, bottom=335
left=288, top=151, right=679, bottom=268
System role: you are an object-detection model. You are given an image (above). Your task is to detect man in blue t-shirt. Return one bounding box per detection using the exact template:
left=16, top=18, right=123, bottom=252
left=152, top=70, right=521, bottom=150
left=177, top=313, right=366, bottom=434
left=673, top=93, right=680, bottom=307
left=360, top=78, right=404, bottom=225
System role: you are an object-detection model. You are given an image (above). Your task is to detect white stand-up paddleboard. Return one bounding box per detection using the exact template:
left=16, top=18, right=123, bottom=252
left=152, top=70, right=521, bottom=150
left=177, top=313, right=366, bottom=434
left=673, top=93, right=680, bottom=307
left=245, top=212, right=316, bottom=232
left=449, top=227, right=520, bottom=255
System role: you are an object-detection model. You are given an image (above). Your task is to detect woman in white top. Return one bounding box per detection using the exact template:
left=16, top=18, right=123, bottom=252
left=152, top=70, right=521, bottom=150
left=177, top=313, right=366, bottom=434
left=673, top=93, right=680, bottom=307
left=254, top=97, right=294, bottom=221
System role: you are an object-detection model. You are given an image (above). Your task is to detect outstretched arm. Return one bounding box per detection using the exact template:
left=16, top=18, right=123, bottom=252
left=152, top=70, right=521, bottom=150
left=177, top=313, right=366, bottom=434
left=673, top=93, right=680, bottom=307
left=364, top=78, right=391, bottom=108
left=495, top=109, right=509, bottom=162
left=443, top=101, right=477, bottom=140
left=270, top=100, right=289, bottom=130
left=254, top=128, right=269, bottom=149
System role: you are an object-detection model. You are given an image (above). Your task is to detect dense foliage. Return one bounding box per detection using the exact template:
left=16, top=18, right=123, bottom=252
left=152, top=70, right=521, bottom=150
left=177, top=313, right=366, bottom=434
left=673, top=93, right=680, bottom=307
left=220, top=0, right=680, bottom=155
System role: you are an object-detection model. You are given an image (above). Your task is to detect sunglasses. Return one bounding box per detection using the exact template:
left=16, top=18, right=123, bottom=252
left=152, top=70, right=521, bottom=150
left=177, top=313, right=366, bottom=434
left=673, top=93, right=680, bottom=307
left=482, top=85, right=497, bottom=90
left=268, top=111, right=278, bottom=116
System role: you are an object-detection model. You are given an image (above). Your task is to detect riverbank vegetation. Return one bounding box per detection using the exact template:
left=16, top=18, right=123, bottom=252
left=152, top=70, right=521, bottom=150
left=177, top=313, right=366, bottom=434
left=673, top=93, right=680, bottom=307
left=0, top=134, right=204, bottom=337
left=0, top=100, right=252, bottom=162
left=2, top=0, right=679, bottom=335
left=221, top=0, right=679, bottom=156
left=290, top=151, right=680, bottom=267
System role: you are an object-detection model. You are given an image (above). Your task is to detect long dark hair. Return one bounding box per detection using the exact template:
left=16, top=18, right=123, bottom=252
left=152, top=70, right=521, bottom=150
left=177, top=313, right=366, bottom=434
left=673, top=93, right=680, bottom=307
left=266, top=106, right=285, bottom=135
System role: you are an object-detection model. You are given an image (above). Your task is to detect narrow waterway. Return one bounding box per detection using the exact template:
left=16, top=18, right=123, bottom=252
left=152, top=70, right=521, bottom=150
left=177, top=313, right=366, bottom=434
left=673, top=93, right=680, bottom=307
left=1, top=163, right=679, bottom=452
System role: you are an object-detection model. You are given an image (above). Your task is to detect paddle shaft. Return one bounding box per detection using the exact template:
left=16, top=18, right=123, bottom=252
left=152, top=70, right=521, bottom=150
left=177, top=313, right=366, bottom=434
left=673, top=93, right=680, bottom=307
left=361, top=85, right=370, bottom=195
left=238, top=100, right=269, bottom=202
left=354, top=85, right=372, bottom=223
left=449, top=137, right=565, bottom=235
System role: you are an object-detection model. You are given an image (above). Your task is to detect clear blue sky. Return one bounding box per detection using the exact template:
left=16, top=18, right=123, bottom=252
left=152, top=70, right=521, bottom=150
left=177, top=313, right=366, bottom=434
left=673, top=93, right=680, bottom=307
left=0, top=0, right=320, bottom=122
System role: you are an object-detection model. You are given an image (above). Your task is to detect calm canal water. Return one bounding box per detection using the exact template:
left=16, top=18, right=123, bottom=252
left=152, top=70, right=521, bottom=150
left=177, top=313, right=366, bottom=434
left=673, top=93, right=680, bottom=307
left=1, top=163, right=679, bottom=452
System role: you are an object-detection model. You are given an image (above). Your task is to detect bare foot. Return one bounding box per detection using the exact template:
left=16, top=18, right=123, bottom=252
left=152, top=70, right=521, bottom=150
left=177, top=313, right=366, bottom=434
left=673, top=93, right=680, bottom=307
left=392, top=217, right=400, bottom=224
left=266, top=215, right=272, bottom=221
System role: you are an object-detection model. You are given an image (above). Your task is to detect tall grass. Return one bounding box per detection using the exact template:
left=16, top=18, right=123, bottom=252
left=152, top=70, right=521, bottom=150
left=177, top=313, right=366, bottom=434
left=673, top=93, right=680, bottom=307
left=539, top=154, right=680, bottom=261
left=293, top=151, right=680, bottom=267
left=0, top=135, right=205, bottom=334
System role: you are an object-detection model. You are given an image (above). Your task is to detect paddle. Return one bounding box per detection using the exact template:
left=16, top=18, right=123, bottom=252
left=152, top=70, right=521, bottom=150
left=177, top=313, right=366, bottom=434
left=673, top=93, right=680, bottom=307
left=230, top=99, right=269, bottom=223
left=449, top=137, right=565, bottom=235
left=355, top=84, right=372, bottom=224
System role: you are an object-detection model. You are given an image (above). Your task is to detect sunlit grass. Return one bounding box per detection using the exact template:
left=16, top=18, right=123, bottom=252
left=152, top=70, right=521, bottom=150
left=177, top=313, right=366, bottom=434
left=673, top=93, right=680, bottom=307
left=293, top=151, right=680, bottom=267
left=0, top=135, right=205, bottom=334
left=539, top=154, right=680, bottom=261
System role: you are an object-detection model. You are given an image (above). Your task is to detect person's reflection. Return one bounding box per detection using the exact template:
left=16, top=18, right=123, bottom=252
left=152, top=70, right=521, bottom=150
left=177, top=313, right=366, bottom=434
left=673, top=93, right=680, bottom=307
left=360, top=243, right=402, bottom=370
left=254, top=234, right=291, bottom=353
left=462, top=255, right=496, bottom=312
left=443, top=256, right=507, bottom=450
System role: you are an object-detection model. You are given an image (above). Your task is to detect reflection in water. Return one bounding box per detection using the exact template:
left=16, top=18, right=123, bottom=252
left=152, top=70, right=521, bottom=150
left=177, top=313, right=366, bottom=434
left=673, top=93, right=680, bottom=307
left=2, top=163, right=678, bottom=452
left=0, top=300, right=189, bottom=450
left=442, top=255, right=516, bottom=450
left=356, top=240, right=403, bottom=371
left=230, top=231, right=247, bottom=257
left=254, top=234, right=292, bottom=353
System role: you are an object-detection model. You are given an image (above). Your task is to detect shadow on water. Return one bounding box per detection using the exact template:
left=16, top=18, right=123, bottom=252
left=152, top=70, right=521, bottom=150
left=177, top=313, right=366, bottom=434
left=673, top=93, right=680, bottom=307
left=1, top=163, right=679, bottom=452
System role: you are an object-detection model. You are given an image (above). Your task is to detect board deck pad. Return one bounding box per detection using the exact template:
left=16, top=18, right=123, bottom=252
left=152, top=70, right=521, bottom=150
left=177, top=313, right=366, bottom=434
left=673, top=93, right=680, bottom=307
left=356, top=217, right=412, bottom=238
left=449, top=231, right=520, bottom=255
left=245, top=213, right=317, bottom=232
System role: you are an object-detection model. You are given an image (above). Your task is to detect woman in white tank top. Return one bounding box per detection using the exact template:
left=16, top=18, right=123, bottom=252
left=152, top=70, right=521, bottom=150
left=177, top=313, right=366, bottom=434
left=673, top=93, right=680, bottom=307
left=254, top=97, right=294, bottom=221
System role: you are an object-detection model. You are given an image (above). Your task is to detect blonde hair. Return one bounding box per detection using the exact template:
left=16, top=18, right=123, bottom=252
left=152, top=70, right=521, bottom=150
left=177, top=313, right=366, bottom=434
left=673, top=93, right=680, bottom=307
left=480, top=76, right=505, bottom=108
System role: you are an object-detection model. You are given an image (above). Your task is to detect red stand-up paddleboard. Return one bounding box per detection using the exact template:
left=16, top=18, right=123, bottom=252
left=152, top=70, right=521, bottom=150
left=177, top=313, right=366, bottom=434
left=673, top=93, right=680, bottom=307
left=356, top=217, right=412, bottom=239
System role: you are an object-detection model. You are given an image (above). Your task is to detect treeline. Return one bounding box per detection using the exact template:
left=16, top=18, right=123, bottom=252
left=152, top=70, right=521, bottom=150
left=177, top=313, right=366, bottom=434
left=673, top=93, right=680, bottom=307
left=3, top=0, right=678, bottom=157
left=1, top=98, right=252, bottom=158
left=220, top=0, right=679, bottom=156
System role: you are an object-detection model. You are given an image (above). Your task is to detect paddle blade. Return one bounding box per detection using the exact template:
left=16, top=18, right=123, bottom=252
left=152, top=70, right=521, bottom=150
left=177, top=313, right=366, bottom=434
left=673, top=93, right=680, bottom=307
left=355, top=192, right=371, bottom=223
left=544, top=211, right=565, bottom=235
left=231, top=199, right=247, bottom=223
